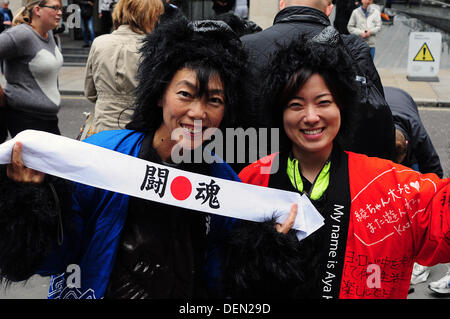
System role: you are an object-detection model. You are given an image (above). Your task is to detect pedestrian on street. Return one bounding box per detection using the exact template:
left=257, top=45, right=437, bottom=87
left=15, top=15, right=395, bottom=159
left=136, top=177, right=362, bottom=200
left=76, top=0, right=96, bottom=47
left=384, top=86, right=443, bottom=178
left=211, top=0, right=236, bottom=16
left=0, top=0, right=63, bottom=143
left=0, top=0, right=13, bottom=75
left=347, top=0, right=381, bottom=59
left=223, top=34, right=450, bottom=299
left=83, top=0, right=167, bottom=138
left=0, top=14, right=253, bottom=299
left=98, top=0, right=116, bottom=34
left=0, top=0, right=13, bottom=31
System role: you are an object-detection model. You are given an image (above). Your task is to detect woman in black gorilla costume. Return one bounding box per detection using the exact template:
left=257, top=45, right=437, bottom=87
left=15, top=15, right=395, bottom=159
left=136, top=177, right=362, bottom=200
left=0, top=8, right=251, bottom=299
left=222, top=31, right=360, bottom=299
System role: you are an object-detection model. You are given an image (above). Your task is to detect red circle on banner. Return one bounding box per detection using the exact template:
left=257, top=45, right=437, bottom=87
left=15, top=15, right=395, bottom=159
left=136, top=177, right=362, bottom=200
left=170, top=176, right=192, bottom=201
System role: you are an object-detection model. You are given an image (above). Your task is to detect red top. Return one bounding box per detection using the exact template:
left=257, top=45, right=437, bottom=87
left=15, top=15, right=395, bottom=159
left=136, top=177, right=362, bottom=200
left=239, top=151, right=450, bottom=298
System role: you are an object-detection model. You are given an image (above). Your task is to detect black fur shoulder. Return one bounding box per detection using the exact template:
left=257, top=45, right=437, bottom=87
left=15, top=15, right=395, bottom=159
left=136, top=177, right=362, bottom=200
left=0, top=168, right=72, bottom=283
left=221, top=220, right=306, bottom=298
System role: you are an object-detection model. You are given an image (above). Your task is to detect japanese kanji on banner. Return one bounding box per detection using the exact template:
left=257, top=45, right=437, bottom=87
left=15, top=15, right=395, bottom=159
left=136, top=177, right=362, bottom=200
left=0, top=130, right=325, bottom=241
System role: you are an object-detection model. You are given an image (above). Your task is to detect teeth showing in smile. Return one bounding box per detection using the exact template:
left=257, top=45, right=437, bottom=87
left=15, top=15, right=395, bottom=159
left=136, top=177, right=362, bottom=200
left=302, top=128, right=323, bottom=135
left=181, top=124, right=203, bottom=134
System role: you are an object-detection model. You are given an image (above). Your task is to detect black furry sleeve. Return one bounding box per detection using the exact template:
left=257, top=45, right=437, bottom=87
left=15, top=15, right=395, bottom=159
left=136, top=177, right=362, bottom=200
left=0, top=165, right=72, bottom=282
left=221, top=219, right=306, bottom=298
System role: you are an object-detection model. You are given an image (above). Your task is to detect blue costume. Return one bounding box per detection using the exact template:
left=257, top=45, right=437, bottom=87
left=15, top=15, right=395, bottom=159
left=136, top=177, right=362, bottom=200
left=30, top=130, right=238, bottom=299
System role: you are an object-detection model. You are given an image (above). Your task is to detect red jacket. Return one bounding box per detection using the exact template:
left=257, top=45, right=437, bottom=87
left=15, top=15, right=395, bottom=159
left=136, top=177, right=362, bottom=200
left=239, top=151, right=450, bottom=299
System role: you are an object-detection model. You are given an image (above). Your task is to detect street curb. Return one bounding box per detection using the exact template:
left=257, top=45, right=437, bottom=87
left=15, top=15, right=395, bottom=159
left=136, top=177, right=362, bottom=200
left=415, top=100, right=450, bottom=108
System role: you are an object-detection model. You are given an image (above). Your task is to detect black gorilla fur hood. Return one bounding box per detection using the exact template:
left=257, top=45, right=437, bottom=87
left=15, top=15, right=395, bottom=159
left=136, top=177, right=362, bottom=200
left=126, top=8, right=249, bottom=134
left=261, top=28, right=360, bottom=152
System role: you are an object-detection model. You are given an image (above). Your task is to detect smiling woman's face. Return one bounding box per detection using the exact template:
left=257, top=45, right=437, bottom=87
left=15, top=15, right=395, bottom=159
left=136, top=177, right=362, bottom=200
left=160, top=67, right=225, bottom=151
left=283, top=73, right=341, bottom=161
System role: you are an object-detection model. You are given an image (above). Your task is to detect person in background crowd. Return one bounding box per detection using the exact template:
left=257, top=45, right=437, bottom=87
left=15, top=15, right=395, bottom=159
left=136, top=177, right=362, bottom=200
left=98, top=0, right=116, bottom=34
left=0, top=0, right=63, bottom=142
left=211, top=0, right=235, bottom=15
left=347, top=0, right=381, bottom=60
left=223, top=32, right=450, bottom=299
left=77, top=0, right=95, bottom=48
left=384, top=86, right=443, bottom=178
left=233, top=0, right=248, bottom=19
left=83, top=0, right=167, bottom=138
left=0, top=0, right=13, bottom=74
left=333, top=0, right=359, bottom=34
left=0, top=13, right=252, bottom=299
left=0, top=0, right=13, bottom=28
left=0, top=6, right=4, bottom=34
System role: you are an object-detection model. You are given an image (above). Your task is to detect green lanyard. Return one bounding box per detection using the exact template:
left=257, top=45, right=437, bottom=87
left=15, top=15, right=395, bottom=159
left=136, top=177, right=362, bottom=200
left=287, top=157, right=331, bottom=201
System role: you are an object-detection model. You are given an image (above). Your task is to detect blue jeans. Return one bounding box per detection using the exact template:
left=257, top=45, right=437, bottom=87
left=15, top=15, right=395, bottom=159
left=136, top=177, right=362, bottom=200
left=370, top=47, right=375, bottom=60
left=81, top=16, right=95, bottom=45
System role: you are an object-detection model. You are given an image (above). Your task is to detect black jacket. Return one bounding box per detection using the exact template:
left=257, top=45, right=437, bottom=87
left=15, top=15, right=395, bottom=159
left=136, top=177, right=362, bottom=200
left=241, top=6, right=383, bottom=92
left=333, top=0, right=359, bottom=34
left=77, top=0, right=94, bottom=19
left=384, top=86, right=443, bottom=178
left=240, top=6, right=394, bottom=160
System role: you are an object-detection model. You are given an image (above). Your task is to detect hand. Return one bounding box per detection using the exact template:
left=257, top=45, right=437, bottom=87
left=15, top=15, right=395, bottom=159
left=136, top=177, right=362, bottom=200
left=361, top=30, right=370, bottom=38
left=275, top=203, right=298, bottom=234
left=6, top=142, right=45, bottom=183
left=98, top=13, right=102, bottom=18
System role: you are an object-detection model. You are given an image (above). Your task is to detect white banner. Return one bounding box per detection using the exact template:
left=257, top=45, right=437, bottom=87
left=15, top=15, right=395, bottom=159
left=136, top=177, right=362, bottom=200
left=0, top=130, right=324, bottom=240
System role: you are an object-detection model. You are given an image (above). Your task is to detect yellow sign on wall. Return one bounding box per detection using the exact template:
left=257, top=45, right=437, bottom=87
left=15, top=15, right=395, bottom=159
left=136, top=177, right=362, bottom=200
left=413, top=43, right=435, bottom=62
